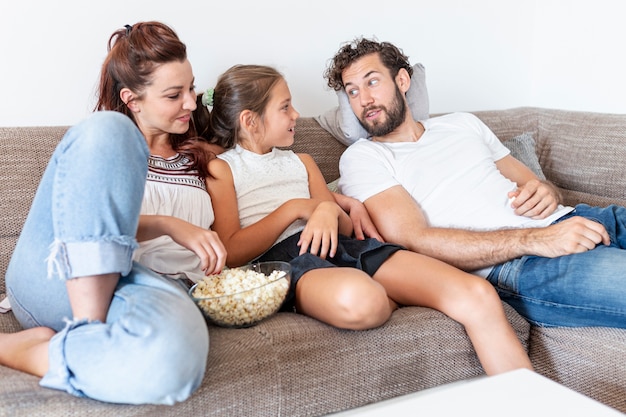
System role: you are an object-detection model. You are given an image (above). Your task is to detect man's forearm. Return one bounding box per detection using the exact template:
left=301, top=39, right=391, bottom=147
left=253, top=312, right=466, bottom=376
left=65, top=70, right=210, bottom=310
left=401, top=227, right=533, bottom=271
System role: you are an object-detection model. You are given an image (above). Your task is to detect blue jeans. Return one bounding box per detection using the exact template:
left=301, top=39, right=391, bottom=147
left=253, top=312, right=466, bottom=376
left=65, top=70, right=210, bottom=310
left=5, top=112, right=209, bottom=404
left=487, top=204, right=626, bottom=328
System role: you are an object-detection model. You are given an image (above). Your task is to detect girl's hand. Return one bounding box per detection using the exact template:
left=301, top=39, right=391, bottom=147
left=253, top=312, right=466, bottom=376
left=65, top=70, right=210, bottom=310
left=297, top=201, right=341, bottom=259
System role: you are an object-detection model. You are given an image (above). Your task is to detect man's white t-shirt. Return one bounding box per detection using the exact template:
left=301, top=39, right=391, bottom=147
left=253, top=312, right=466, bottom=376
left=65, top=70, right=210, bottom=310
left=338, top=112, right=572, bottom=238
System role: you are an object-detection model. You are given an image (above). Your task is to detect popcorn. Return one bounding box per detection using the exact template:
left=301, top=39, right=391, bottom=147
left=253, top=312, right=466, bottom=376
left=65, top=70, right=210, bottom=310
left=191, top=266, right=290, bottom=327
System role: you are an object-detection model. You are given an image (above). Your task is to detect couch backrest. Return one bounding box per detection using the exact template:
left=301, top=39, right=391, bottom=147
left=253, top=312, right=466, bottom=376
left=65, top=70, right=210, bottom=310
left=288, top=117, right=347, bottom=183
left=0, top=126, right=67, bottom=293
left=0, top=119, right=345, bottom=293
left=472, top=107, right=626, bottom=208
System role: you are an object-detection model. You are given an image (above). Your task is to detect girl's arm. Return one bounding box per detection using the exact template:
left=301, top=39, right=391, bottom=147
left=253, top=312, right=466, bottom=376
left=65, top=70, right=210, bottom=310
left=300, top=153, right=352, bottom=236
left=207, top=157, right=321, bottom=267
left=297, top=154, right=354, bottom=257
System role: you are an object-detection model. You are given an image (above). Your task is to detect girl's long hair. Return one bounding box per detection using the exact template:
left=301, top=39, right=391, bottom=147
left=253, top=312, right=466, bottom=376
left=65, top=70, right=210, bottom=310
left=202, top=65, right=283, bottom=150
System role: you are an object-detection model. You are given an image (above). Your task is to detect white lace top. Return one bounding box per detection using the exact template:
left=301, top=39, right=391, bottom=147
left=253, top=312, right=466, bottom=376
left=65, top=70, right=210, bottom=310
left=132, top=153, right=215, bottom=283
left=218, top=145, right=309, bottom=246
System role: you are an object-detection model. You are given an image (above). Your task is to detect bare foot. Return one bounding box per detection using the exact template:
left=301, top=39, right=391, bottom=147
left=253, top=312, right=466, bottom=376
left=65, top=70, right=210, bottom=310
left=0, top=327, right=55, bottom=377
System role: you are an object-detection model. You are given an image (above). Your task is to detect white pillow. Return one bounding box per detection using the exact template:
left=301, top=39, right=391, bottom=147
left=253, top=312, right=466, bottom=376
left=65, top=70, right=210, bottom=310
left=315, top=63, right=429, bottom=145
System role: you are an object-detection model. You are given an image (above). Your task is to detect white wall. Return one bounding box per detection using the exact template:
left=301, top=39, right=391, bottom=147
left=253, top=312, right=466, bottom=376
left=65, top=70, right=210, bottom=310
left=1, top=0, right=625, bottom=127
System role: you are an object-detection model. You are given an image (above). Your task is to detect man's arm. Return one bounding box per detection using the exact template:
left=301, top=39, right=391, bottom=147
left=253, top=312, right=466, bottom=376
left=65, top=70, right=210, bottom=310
left=496, top=154, right=561, bottom=219
left=365, top=185, right=610, bottom=271
left=332, top=192, right=383, bottom=241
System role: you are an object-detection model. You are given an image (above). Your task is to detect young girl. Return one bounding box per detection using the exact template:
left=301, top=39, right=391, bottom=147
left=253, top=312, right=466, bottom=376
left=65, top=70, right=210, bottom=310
left=1, top=22, right=225, bottom=405
left=204, top=64, right=533, bottom=376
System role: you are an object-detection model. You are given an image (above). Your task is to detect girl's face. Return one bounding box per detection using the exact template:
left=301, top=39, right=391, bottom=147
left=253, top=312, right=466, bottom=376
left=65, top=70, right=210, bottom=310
left=130, top=59, right=197, bottom=139
left=258, top=79, right=300, bottom=151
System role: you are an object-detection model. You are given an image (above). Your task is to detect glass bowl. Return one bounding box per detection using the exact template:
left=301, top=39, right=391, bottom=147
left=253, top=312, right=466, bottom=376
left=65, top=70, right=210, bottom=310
left=189, top=261, right=291, bottom=328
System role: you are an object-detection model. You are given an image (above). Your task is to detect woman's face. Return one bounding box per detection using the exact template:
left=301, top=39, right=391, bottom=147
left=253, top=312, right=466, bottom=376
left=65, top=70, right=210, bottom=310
left=130, top=59, right=197, bottom=139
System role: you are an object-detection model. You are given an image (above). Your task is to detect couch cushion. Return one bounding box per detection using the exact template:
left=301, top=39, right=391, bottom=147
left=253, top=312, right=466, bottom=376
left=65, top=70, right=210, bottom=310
left=530, top=326, right=626, bottom=414
left=502, top=132, right=546, bottom=180
left=0, top=304, right=529, bottom=416
left=534, top=109, right=626, bottom=208
left=0, top=126, right=67, bottom=295
left=291, top=118, right=347, bottom=184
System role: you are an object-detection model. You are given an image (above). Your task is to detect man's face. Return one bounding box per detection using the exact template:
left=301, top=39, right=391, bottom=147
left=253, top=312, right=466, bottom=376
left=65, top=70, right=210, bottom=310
left=342, top=54, right=407, bottom=137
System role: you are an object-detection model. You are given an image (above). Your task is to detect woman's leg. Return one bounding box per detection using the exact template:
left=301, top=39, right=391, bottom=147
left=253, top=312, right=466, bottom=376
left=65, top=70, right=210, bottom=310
left=3, top=112, right=208, bottom=404
left=373, top=250, right=533, bottom=375
left=41, top=264, right=209, bottom=405
left=295, top=267, right=396, bottom=330
left=0, top=327, right=56, bottom=376
left=7, top=111, right=148, bottom=330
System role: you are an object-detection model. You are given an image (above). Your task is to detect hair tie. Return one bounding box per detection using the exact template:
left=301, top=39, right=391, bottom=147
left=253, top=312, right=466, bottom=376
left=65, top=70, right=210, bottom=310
left=124, top=24, right=133, bottom=36
left=202, top=88, right=215, bottom=107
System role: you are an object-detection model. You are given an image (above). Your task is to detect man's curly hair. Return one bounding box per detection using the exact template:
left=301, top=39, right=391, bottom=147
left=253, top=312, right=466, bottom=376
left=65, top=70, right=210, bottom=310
left=324, top=37, right=413, bottom=91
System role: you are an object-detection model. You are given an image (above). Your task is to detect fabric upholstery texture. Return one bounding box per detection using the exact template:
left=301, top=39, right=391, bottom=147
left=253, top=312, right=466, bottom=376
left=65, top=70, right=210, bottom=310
left=502, top=132, right=547, bottom=180
left=1, top=108, right=625, bottom=416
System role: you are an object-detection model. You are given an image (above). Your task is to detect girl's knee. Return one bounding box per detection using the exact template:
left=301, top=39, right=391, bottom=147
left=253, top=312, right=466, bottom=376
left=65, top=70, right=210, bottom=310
left=463, top=279, right=505, bottom=320
left=332, top=280, right=392, bottom=330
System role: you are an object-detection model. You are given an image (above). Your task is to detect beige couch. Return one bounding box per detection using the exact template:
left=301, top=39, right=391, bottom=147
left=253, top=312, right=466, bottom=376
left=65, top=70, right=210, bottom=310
left=1, top=107, right=625, bottom=416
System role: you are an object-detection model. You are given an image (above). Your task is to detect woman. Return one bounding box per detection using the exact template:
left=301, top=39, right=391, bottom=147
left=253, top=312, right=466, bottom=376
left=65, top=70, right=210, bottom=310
left=0, top=22, right=225, bottom=405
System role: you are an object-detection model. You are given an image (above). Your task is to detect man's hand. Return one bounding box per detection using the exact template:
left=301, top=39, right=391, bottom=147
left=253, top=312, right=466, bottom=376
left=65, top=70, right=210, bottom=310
left=332, top=192, right=383, bottom=241
left=527, top=216, right=610, bottom=257
left=509, top=179, right=560, bottom=219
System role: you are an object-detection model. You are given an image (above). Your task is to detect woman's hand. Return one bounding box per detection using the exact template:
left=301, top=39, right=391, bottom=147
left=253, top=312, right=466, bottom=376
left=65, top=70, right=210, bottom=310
left=138, top=215, right=227, bottom=275
left=168, top=220, right=227, bottom=275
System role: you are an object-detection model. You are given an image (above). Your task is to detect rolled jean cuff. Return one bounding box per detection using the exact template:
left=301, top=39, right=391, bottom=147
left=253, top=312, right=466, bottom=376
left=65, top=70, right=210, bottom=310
left=40, top=318, right=92, bottom=398
left=47, top=237, right=137, bottom=280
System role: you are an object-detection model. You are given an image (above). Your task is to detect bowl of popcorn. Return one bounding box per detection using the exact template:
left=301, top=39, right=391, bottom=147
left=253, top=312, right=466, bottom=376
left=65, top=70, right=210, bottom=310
left=189, top=261, right=291, bottom=328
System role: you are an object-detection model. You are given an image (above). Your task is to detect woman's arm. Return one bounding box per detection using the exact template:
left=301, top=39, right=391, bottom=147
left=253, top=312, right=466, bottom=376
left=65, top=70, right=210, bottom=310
left=137, top=215, right=226, bottom=275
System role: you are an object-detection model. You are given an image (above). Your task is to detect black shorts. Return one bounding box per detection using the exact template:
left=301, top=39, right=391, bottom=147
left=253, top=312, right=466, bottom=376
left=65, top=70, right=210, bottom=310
left=255, top=232, right=404, bottom=311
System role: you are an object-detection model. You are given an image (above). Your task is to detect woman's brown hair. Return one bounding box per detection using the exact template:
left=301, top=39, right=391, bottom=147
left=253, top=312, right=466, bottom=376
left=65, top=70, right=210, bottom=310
left=95, top=21, right=213, bottom=178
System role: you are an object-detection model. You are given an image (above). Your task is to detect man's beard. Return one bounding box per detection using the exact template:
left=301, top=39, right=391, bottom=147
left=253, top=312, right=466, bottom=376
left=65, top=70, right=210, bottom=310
left=359, top=87, right=407, bottom=137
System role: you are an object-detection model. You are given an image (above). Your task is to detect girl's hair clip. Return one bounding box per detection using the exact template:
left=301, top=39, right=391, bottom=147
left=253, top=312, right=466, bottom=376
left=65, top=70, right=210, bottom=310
left=124, top=24, right=133, bottom=36
left=202, top=88, right=214, bottom=108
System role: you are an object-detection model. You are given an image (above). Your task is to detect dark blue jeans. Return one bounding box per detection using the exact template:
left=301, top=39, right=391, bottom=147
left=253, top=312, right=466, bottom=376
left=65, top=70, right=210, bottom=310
left=487, top=204, right=626, bottom=328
